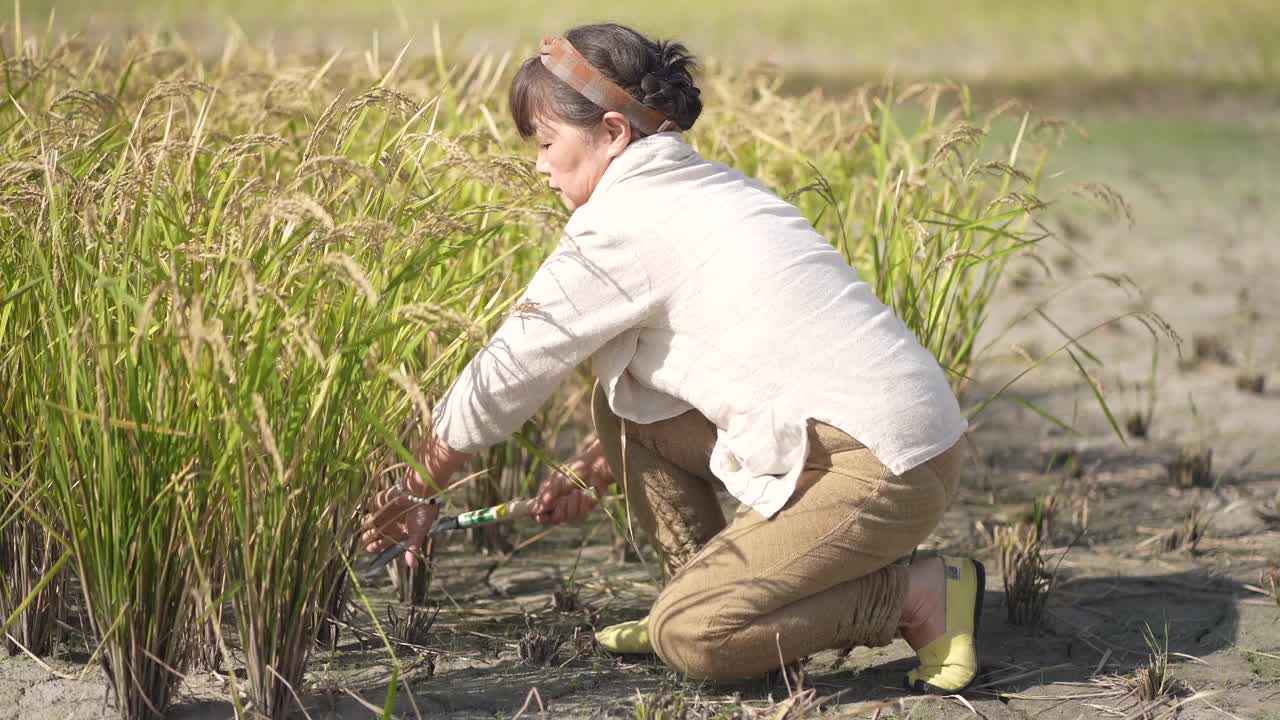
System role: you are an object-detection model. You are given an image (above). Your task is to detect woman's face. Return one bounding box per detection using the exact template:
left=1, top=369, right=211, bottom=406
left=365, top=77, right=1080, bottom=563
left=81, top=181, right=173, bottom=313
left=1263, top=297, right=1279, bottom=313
left=533, top=111, right=631, bottom=212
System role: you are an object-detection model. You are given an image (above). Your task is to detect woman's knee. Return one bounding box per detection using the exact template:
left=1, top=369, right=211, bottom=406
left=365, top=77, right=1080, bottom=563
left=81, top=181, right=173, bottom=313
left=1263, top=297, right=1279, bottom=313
left=650, top=604, right=724, bottom=680
left=650, top=592, right=750, bottom=681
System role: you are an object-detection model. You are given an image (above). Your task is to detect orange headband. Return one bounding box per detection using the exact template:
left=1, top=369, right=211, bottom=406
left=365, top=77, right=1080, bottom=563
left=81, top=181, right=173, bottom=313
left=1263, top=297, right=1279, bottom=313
left=539, top=36, right=676, bottom=135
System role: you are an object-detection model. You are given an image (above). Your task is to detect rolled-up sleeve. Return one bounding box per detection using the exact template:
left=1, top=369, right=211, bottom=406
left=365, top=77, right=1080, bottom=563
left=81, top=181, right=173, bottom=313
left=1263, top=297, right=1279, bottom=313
left=430, top=228, right=653, bottom=452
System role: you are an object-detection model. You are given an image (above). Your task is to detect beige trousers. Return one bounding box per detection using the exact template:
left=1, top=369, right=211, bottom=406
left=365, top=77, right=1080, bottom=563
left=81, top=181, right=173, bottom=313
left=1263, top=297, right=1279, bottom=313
left=592, top=383, right=964, bottom=680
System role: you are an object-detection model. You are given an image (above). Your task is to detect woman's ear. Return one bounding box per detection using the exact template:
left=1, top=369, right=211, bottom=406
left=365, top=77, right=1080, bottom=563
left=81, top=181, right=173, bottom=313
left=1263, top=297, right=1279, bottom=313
left=600, top=111, right=632, bottom=158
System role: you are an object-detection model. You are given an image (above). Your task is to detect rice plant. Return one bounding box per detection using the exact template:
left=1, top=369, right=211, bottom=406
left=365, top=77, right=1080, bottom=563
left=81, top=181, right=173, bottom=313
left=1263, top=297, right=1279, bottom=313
left=29, top=248, right=217, bottom=718
left=1019, top=492, right=1059, bottom=543
left=1, top=26, right=537, bottom=719
left=1, top=277, right=69, bottom=659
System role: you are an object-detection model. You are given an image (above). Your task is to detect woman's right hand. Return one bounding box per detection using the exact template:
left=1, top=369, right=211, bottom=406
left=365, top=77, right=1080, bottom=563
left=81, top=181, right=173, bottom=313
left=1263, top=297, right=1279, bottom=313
left=532, top=438, right=612, bottom=525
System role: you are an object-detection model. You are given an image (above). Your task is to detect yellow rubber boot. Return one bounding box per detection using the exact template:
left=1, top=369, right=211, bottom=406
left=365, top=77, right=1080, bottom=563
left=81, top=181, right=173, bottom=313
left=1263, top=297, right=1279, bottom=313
left=595, top=616, right=653, bottom=655
left=904, top=556, right=985, bottom=694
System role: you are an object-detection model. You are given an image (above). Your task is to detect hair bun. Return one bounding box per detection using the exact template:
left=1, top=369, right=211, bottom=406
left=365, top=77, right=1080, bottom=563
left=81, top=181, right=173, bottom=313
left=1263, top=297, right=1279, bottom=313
left=639, top=40, right=702, bottom=131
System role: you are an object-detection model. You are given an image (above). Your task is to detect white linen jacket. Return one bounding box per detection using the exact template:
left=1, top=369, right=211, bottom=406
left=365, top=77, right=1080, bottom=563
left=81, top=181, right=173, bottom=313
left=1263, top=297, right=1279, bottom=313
left=431, top=131, right=967, bottom=518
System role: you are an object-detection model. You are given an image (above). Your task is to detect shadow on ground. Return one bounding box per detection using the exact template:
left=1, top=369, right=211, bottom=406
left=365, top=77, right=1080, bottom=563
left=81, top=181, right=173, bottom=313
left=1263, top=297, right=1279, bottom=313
left=159, top=567, right=1256, bottom=719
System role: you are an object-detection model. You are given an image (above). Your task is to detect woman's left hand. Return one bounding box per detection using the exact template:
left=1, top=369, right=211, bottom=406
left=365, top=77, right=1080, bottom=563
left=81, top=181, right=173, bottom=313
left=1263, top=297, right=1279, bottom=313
left=531, top=438, right=613, bottom=525
left=360, top=486, right=440, bottom=569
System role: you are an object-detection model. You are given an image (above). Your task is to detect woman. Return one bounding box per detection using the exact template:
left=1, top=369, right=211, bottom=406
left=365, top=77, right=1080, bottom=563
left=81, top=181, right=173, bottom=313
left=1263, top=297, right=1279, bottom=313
left=362, top=23, right=982, bottom=693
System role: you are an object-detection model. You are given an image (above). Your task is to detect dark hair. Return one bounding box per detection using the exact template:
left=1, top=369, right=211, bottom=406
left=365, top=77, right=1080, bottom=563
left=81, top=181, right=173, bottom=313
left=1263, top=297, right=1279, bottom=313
left=508, top=23, right=702, bottom=140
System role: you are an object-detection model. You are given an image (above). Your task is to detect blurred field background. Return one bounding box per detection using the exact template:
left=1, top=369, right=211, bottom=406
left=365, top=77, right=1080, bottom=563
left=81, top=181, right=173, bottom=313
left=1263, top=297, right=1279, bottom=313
left=17, top=0, right=1280, bottom=99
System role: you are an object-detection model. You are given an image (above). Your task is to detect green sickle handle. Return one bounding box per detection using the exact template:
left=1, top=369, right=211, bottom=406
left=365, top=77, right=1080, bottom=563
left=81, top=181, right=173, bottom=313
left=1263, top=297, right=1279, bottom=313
left=362, top=498, right=537, bottom=579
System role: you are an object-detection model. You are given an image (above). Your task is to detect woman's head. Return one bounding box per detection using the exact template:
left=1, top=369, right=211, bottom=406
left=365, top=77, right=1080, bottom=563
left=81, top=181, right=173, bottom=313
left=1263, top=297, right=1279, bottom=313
left=509, top=23, right=702, bottom=210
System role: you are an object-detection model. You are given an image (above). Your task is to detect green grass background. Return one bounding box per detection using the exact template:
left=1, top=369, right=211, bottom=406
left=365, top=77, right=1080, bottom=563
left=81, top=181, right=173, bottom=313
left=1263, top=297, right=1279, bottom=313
left=15, top=0, right=1280, bottom=92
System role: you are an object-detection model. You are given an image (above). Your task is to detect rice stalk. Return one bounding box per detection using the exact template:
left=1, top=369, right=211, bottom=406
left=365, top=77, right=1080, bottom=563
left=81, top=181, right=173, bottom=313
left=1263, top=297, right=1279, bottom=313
left=1259, top=566, right=1279, bottom=607
left=0, top=277, right=69, bottom=659
left=0, top=478, right=68, bottom=658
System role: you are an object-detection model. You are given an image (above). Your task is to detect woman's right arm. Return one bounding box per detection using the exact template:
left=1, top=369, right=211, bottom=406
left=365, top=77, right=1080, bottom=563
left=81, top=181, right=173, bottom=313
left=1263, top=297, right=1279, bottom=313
left=429, top=227, right=656, bottom=456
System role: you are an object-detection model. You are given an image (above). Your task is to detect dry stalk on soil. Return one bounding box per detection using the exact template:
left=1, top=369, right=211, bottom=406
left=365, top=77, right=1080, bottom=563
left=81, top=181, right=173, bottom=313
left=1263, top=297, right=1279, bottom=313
left=1179, top=334, right=1234, bottom=369
left=1088, top=626, right=1192, bottom=720
left=1234, top=372, right=1265, bottom=394
left=516, top=627, right=562, bottom=667
left=1255, top=566, right=1279, bottom=607
left=1125, top=411, right=1151, bottom=440
left=1167, top=447, right=1214, bottom=489
left=385, top=602, right=440, bottom=648
left=631, top=686, right=831, bottom=720
left=552, top=588, right=580, bottom=613
left=997, top=521, right=1054, bottom=627
left=1160, top=509, right=1210, bottom=554
left=1258, top=494, right=1280, bottom=526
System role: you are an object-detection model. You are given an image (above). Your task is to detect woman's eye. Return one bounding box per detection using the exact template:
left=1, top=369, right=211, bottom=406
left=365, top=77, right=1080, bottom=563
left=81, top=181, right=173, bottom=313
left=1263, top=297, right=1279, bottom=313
left=539, top=143, right=551, bottom=150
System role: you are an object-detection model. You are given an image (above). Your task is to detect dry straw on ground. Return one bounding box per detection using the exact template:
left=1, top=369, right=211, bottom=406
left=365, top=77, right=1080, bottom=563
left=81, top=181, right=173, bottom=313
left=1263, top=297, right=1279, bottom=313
left=996, top=521, right=1055, bottom=627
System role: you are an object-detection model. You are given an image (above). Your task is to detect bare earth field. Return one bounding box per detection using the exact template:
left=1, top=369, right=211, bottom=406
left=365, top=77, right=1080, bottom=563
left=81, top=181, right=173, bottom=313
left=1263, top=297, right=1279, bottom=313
left=2, top=60, right=1278, bottom=720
